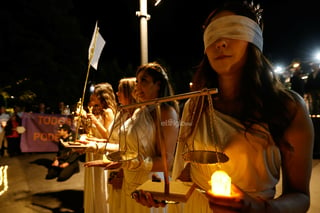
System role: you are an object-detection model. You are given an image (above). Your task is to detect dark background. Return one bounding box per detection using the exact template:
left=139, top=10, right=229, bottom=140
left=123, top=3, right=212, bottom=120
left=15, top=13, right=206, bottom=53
left=1, top=0, right=319, bottom=111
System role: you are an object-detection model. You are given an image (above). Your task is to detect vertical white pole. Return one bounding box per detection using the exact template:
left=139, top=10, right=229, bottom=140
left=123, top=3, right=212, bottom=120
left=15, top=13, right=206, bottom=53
left=139, top=0, right=149, bottom=65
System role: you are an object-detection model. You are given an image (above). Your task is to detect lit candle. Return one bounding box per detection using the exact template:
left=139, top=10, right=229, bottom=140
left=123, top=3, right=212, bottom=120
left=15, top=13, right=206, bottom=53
left=210, top=170, right=231, bottom=196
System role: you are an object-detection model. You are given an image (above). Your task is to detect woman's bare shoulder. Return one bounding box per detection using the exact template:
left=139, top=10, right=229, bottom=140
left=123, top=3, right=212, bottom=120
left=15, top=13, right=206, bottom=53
left=161, top=104, right=179, bottom=119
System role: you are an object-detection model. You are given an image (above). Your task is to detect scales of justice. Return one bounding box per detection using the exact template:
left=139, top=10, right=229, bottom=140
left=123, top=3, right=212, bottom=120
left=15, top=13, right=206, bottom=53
left=71, top=85, right=230, bottom=203
left=69, top=23, right=231, bottom=203
left=106, top=88, right=230, bottom=203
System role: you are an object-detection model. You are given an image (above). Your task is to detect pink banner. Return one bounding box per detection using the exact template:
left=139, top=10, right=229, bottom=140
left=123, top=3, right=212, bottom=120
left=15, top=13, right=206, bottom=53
left=20, top=113, right=73, bottom=152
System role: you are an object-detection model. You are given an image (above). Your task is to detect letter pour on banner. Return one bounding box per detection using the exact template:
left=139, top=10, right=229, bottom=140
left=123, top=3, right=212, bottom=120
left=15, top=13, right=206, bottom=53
left=88, top=21, right=106, bottom=70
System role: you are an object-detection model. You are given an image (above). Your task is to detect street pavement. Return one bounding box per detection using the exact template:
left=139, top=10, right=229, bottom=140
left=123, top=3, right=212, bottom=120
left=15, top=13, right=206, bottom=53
left=0, top=153, right=319, bottom=213
left=0, top=153, right=84, bottom=213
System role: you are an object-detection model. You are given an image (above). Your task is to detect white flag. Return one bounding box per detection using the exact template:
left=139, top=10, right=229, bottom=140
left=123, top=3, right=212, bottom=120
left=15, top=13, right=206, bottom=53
left=88, top=21, right=106, bottom=70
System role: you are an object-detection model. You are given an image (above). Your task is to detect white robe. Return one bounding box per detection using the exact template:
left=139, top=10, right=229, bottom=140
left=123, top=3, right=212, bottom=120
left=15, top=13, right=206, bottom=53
left=84, top=115, right=109, bottom=213
left=169, top=99, right=281, bottom=213
left=117, top=106, right=167, bottom=213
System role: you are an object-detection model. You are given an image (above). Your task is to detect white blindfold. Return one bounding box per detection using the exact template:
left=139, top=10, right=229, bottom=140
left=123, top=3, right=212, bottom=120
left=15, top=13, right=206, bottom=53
left=203, top=15, right=263, bottom=52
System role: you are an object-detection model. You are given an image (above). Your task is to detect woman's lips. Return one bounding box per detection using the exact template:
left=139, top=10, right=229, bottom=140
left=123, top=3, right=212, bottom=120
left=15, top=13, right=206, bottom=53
left=215, top=55, right=230, bottom=59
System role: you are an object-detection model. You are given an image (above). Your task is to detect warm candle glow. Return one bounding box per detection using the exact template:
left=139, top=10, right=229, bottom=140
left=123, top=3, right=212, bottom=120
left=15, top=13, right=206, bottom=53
left=211, top=170, right=231, bottom=196
left=80, top=134, right=87, bottom=141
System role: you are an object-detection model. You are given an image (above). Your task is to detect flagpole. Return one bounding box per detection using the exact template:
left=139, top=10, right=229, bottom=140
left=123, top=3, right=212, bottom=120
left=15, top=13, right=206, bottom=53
left=75, top=22, right=99, bottom=140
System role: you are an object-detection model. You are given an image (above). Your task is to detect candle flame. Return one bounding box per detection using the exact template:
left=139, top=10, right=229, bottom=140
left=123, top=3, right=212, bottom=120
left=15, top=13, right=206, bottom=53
left=211, top=170, right=231, bottom=196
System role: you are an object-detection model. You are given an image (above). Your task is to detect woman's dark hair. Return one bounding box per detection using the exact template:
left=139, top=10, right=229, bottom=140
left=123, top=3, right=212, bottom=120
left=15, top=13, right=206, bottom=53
left=202, top=0, right=264, bottom=31
left=190, top=0, right=297, bottom=146
left=93, top=83, right=117, bottom=114
left=136, top=62, right=179, bottom=113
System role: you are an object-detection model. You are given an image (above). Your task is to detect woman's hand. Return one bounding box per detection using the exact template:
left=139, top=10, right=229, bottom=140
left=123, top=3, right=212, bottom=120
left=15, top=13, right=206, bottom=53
left=52, top=159, right=59, bottom=167
left=104, top=161, right=122, bottom=170
left=59, top=162, right=69, bottom=168
left=84, top=160, right=122, bottom=170
left=86, top=112, right=98, bottom=124
left=75, top=107, right=87, bottom=118
left=205, top=184, right=267, bottom=213
left=131, top=190, right=166, bottom=208
left=84, top=160, right=107, bottom=167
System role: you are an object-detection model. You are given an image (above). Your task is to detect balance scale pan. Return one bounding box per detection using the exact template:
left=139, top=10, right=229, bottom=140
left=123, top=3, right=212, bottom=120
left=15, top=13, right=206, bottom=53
left=183, top=150, right=229, bottom=164
left=107, top=151, right=138, bottom=162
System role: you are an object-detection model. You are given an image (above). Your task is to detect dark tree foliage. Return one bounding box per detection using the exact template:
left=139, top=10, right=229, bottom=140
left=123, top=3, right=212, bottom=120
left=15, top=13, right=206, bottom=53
left=0, top=0, right=90, bottom=109
left=0, top=0, right=195, bottom=111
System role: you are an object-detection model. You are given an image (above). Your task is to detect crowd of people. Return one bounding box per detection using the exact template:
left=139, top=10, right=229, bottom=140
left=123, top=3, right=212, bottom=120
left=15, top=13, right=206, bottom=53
left=0, top=101, right=75, bottom=157
left=1, top=1, right=316, bottom=213
left=0, top=105, right=23, bottom=157
left=287, top=61, right=320, bottom=115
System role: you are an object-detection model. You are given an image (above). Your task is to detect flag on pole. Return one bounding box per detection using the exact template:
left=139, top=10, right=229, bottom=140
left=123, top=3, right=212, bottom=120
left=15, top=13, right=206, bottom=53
left=88, top=21, right=106, bottom=70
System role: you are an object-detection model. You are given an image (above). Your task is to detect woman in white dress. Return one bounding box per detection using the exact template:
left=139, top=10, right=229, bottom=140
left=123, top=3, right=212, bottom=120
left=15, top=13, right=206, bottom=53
left=83, top=82, right=117, bottom=213
left=82, top=78, right=137, bottom=212
left=85, top=62, right=180, bottom=213
left=134, top=1, right=314, bottom=213
left=107, top=77, right=137, bottom=213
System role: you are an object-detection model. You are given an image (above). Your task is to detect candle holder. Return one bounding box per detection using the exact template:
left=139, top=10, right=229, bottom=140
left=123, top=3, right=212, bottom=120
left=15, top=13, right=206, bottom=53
left=136, top=180, right=195, bottom=203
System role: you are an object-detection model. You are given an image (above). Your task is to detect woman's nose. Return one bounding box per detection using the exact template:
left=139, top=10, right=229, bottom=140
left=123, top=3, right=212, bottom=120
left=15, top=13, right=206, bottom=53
left=215, top=38, right=227, bottom=49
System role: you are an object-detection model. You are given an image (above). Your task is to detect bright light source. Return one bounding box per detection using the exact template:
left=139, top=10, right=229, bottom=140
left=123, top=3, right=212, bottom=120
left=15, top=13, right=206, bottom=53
left=90, top=84, right=95, bottom=93
left=210, top=170, right=231, bottom=196
left=292, top=62, right=300, bottom=68
left=154, top=0, right=162, bottom=6
left=0, top=165, right=9, bottom=196
left=274, top=65, right=284, bottom=74
left=315, top=52, right=320, bottom=62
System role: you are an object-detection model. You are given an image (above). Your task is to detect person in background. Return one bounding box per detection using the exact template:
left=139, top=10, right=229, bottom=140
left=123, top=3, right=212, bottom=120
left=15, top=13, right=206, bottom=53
left=290, top=65, right=305, bottom=97
left=36, top=102, right=51, bottom=114
left=77, top=78, right=137, bottom=212
left=5, top=112, right=22, bottom=157
left=55, top=101, right=66, bottom=114
left=0, top=106, right=10, bottom=156
left=81, top=82, right=117, bottom=213
left=85, top=62, right=180, bottom=213
left=106, top=77, right=138, bottom=156
left=108, top=77, right=137, bottom=213
left=77, top=77, right=137, bottom=212
left=13, top=105, right=25, bottom=119
left=85, top=83, right=117, bottom=138
left=45, top=123, right=80, bottom=181
left=305, top=62, right=320, bottom=114
left=134, top=1, right=314, bottom=213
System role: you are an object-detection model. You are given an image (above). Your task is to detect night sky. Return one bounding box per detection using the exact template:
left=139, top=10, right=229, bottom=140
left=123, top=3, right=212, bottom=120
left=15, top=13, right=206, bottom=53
left=74, top=0, right=320, bottom=67
left=1, top=0, right=320, bottom=109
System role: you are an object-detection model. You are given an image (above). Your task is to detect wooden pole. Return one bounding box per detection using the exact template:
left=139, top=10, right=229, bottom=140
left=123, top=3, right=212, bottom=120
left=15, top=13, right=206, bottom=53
left=155, top=104, right=169, bottom=194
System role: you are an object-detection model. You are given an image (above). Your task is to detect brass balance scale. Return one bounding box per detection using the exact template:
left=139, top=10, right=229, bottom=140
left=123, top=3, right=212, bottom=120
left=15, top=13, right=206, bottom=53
left=72, top=32, right=229, bottom=202
left=104, top=88, right=229, bottom=203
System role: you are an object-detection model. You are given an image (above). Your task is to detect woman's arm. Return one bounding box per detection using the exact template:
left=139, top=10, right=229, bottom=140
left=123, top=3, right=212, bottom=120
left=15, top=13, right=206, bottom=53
left=151, top=105, right=179, bottom=172
left=268, top=94, right=314, bottom=212
left=88, top=108, right=114, bottom=138
left=205, top=94, right=314, bottom=213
